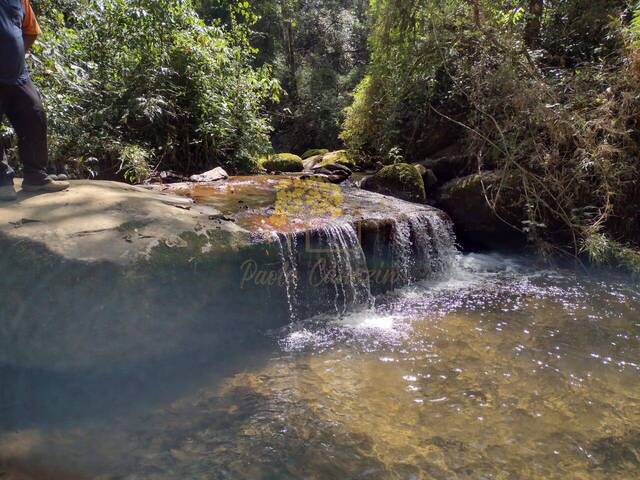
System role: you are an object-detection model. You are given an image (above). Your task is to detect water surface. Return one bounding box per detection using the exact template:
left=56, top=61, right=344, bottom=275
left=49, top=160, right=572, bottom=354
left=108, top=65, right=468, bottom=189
left=1, top=254, right=639, bottom=479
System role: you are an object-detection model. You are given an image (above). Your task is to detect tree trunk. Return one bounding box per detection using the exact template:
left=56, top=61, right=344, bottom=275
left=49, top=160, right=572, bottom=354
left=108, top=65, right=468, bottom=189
left=524, top=0, right=544, bottom=49
left=278, top=0, right=297, bottom=102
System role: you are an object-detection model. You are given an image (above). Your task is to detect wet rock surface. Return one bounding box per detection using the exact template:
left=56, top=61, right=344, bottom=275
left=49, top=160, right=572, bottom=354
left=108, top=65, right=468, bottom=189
left=189, top=167, right=229, bottom=183
left=0, top=177, right=455, bottom=371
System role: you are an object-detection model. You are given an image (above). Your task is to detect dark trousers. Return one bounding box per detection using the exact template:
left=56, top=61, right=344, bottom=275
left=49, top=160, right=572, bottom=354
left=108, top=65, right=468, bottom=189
left=0, top=79, right=49, bottom=186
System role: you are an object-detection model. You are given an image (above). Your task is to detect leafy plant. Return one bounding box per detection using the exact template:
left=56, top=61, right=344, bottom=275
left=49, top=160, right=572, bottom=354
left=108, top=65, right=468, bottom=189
left=27, top=0, right=280, bottom=179
left=118, top=144, right=152, bottom=184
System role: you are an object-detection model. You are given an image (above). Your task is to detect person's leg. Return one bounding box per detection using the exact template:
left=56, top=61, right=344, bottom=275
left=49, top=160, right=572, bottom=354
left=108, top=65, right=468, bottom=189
left=4, top=80, right=49, bottom=185
left=0, top=89, right=18, bottom=200
left=0, top=89, right=16, bottom=187
left=0, top=146, right=16, bottom=186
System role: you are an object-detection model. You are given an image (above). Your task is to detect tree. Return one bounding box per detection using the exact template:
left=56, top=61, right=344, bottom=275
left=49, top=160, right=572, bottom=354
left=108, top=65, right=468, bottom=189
left=524, top=0, right=544, bottom=49
left=27, top=0, right=280, bottom=179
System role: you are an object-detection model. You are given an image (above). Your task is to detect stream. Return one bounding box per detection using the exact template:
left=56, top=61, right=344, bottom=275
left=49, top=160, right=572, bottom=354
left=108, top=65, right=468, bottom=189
left=1, top=252, right=639, bottom=479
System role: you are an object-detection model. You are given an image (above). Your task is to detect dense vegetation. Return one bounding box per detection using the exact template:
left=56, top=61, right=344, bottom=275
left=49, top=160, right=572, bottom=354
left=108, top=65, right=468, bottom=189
left=23, top=0, right=279, bottom=180
left=342, top=0, right=640, bottom=267
left=2, top=0, right=640, bottom=268
left=250, top=0, right=369, bottom=153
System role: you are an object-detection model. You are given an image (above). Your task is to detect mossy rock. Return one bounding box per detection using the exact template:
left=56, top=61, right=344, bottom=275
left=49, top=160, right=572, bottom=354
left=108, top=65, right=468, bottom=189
left=361, top=163, right=426, bottom=203
left=435, top=172, right=524, bottom=248
left=319, top=150, right=357, bottom=169
left=261, top=153, right=304, bottom=173
left=301, top=148, right=329, bottom=160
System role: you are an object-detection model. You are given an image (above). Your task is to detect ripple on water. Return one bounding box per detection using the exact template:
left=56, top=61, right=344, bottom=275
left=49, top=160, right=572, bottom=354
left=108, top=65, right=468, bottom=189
left=1, top=254, right=639, bottom=479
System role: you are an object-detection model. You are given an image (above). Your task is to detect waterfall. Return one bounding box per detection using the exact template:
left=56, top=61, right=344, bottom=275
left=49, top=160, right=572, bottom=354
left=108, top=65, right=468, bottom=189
left=273, top=222, right=374, bottom=319
left=272, top=233, right=300, bottom=321
left=391, top=211, right=456, bottom=284
left=317, top=224, right=374, bottom=314
left=273, top=208, right=456, bottom=321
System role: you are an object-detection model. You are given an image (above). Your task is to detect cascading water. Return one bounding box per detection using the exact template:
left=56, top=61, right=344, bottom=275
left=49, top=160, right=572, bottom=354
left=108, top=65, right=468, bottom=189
left=317, top=223, right=374, bottom=313
left=273, top=222, right=374, bottom=319
left=273, top=207, right=457, bottom=321
left=391, top=210, right=457, bottom=284
left=272, top=232, right=300, bottom=321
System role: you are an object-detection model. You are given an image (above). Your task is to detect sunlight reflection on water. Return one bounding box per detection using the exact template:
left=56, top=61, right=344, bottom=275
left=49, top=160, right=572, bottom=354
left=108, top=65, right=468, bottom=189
left=1, top=253, right=639, bottom=479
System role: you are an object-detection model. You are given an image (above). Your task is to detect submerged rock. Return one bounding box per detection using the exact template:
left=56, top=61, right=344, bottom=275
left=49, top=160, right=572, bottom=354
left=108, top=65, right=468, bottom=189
left=361, top=163, right=426, bottom=204
left=189, top=166, right=229, bottom=183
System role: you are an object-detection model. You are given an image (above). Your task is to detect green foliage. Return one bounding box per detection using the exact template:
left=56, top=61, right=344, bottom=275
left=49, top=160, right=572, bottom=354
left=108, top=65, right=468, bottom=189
left=341, top=75, right=381, bottom=154
left=629, top=1, right=640, bottom=48
left=342, top=0, right=465, bottom=161
left=301, top=149, right=329, bottom=159
left=261, top=153, right=304, bottom=172
left=253, top=0, right=369, bottom=153
left=584, top=234, right=640, bottom=277
left=118, top=144, right=152, bottom=184
left=343, top=0, right=640, bottom=261
left=28, top=0, right=280, bottom=178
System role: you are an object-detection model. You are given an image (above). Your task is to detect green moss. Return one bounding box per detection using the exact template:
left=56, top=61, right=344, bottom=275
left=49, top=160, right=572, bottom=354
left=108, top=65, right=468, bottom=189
left=301, top=149, right=329, bottom=159
left=364, top=163, right=426, bottom=203
left=319, top=150, right=357, bottom=168
left=261, top=153, right=304, bottom=173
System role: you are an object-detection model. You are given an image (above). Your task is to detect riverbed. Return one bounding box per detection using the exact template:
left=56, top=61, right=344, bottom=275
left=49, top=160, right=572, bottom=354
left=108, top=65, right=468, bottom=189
left=1, top=253, right=639, bottom=479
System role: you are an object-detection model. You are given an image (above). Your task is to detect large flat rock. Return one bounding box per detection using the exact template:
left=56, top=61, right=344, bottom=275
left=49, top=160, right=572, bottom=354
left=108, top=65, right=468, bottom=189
left=0, top=178, right=454, bottom=371
left=0, top=180, right=247, bottom=264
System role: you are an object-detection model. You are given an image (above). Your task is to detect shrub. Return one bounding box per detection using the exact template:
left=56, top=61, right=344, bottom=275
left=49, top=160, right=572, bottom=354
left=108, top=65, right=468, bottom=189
left=343, top=0, right=640, bottom=259
left=27, top=0, right=280, bottom=179
left=584, top=234, right=640, bottom=277
left=261, top=153, right=304, bottom=172
left=118, top=144, right=152, bottom=184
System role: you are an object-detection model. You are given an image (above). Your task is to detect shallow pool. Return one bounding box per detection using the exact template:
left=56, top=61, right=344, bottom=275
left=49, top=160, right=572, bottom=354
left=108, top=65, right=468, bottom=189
left=1, top=254, right=639, bottom=479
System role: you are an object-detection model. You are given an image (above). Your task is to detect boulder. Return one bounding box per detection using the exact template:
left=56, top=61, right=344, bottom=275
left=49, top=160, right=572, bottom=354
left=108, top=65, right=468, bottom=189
left=416, top=144, right=472, bottom=185
left=301, top=148, right=329, bottom=160
left=420, top=155, right=470, bottom=184
left=436, top=172, right=523, bottom=248
left=424, top=169, right=439, bottom=189
left=262, top=153, right=304, bottom=173
left=0, top=178, right=454, bottom=371
left=0, top=180, right=287, bottom=371
left=302, top=154, right=325, bottom=171
left=300, top=173, right=346, bottom=184
left=412, top=164, right=438, bottom=190
left=360, top=163, right=426, bottom=204
left=320, top=150, right=356, bottom=169
left=312, top=162, right=352, bottom=177
left=189, top=166, right=228, bottom=183
left=145, top=170, right=189, bottom=184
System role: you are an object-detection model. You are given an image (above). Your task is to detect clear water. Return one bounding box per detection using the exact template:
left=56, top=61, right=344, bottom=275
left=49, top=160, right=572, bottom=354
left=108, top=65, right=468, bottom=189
left=1, top=254, right=639, bottom=479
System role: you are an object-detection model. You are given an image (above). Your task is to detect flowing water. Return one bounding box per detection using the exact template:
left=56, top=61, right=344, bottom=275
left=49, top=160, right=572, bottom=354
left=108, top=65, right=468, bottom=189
left=2, top=253, right=639, bottom=479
